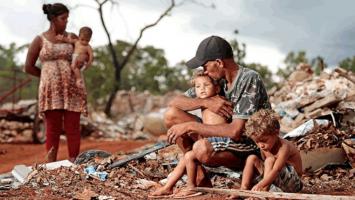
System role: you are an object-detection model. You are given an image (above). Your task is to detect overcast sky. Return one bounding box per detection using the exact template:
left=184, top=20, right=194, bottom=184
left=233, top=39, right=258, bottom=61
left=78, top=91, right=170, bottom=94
left=1, top=0, right=354, bottom=72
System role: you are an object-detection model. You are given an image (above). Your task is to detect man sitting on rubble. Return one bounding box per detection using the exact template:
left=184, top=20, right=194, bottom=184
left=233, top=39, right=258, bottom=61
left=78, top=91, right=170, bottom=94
left=163, top=35, right=271, bottom=197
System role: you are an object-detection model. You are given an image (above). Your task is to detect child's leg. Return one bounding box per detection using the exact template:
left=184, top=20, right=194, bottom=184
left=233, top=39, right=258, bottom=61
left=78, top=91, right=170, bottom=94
left=150, top=156, right=187, bottom=196
left=241, top=155, right=262, bottom=190
left=185, top=150, right=198, bottom=188
left=173, top=151, right=203, bottom=198
left=71, top=58, right=83, bottom=87
left=261, top=156, right=276, bottom=190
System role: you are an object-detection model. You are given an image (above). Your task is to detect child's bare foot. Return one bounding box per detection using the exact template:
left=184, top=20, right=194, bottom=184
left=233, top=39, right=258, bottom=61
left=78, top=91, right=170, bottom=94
left=173, top=187, right=203, bottom=199
left=148, top=186, right=173, bottom=198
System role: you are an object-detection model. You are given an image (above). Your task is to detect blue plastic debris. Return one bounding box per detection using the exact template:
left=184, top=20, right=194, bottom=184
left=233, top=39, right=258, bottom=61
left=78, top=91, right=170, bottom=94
left=84, top=165, right=108, bottom=181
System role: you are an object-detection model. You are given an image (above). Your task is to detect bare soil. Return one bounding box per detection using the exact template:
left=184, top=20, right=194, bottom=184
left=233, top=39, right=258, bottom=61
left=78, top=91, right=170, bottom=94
left=0, top=138, right=149, bottom=174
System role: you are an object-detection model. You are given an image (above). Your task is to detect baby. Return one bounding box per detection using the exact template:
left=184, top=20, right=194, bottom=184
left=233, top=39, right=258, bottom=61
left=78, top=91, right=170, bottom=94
left=57, top=26, right=93, bottom=88
left=150, top=70, right=227, bottom=198
left=232, top=109, right=302, bottom=199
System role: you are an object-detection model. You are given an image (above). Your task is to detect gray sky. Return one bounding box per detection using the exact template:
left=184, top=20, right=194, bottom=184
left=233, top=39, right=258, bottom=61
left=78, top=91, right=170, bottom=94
left=1, top=0, right=354, bottom=72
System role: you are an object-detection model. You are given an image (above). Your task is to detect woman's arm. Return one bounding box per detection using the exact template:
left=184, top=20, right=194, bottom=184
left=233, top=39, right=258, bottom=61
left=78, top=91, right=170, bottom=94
left=24, top=36, right=42, bottom=77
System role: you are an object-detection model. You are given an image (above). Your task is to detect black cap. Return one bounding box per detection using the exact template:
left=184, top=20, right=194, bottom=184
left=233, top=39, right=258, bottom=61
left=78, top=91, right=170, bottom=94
left=186, top=35, right=233, bottom=69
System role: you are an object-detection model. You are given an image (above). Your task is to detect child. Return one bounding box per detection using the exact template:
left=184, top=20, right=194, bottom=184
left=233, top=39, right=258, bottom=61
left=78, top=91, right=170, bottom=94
left=149, top=70, right=227, bottom=198
left=235, top=109, right=302, bottom=198
left=56, top=26, right=93, bottom=88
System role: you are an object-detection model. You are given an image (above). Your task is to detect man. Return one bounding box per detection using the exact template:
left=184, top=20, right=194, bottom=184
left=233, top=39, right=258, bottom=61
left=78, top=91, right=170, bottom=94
left=165, top=35, right=271, bottom=186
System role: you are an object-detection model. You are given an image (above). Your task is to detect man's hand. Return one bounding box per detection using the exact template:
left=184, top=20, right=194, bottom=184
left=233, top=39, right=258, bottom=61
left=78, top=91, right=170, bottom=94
left=167, top=122, right=194, bottom=144
left=203, top=95, right=233, bottom=118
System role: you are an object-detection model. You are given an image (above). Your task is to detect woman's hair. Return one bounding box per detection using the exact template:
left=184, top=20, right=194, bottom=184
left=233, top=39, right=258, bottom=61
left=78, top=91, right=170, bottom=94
left=42, top=3, right=69, bottom=21
left=245, top=109, right=280, bottom=138
left=190, top=69, right=218, bottom=86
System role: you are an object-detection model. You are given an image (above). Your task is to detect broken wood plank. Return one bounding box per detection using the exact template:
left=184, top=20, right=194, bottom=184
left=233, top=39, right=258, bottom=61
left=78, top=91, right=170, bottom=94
left=304, top=95, right=341, bottom=113
left=108, top=141, right=170, bottom=169
left=334, top=67, right=355, bottom=84
left=194, top=187, right=355, bottom=200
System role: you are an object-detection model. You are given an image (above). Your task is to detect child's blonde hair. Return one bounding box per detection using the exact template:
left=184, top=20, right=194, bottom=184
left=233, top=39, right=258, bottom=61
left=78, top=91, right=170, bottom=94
left=245, top=109, right=280, bottom=138
left=190, top=69, right=218, bottom=86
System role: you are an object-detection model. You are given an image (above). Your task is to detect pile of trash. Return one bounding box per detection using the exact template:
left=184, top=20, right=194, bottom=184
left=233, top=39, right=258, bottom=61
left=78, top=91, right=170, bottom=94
left=0, top=100, right=38, bottom=143
left=269, top=66, right=355, bottom=134
left=0, top=144, right=240, bottom=199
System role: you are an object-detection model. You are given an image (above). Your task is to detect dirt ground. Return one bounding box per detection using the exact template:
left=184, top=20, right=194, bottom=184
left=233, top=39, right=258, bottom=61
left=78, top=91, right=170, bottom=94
left=1, top=139, right=354, bottom=200
left=0, top=138, right=149, bottom=174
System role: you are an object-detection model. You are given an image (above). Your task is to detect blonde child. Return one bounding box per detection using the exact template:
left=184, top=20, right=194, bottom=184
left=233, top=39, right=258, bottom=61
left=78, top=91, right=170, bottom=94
left=233, top=109, right=302, bottom=199
left=150, top=70, right=226, bottom=198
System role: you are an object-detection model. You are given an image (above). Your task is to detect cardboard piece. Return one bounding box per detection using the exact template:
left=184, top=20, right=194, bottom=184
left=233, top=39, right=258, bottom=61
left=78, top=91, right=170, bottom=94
left=301, top=147, right=347, bottom=172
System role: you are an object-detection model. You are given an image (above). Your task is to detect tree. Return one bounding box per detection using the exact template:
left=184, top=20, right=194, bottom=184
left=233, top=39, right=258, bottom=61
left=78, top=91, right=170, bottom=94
left=277, top=51, right=309, bottom=80
left=84, top=40, right=192, bottom=107
left=339, top=56, right=355, bottom=72
left=311, top=56, right=327, bottom=75
left=0, top=43, right=37, bottom=102
left=83, top=0, right=177, bottom=117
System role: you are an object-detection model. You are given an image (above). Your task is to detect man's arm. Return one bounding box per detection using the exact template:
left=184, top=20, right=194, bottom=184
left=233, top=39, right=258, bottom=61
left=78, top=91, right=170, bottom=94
left=253, top=143, right=290, bottom=190
left=167, top=118, right=245, bottom=143
left=169, top=95, right=233, bottom=117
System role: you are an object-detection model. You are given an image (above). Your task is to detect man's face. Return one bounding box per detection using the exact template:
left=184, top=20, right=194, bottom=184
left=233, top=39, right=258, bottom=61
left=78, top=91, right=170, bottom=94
left=202, top=60, right=223, bottom=80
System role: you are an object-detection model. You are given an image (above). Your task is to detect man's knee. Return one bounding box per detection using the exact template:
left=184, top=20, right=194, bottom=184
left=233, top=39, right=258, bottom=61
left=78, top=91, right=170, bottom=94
left=164, top=107, right=181, bottom=128
left=193, top=139, right=213, bottom=163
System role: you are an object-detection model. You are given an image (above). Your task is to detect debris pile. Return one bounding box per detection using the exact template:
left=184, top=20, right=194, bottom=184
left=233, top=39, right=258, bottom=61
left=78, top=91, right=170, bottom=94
left=1, top=144, right=239, bottom=199
left=290, top=122, right=351, bottom=151
left=269, top=66, right=355, bottom=133
left=0, top=100, right=38, bottom=143
left=302, top=166, right=355, bottom=194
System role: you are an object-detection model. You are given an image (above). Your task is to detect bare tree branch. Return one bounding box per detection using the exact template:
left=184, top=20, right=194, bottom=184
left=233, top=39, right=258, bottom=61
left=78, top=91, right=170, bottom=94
left=120, top=0, right=176, bottom=68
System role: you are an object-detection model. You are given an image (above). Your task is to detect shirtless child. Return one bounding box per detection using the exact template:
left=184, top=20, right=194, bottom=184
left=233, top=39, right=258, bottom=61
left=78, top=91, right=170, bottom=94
left=150, top=70, right=227, bottom=198
left=56, top=26, right=93, bottom=88
left=231, top=109, right=302, bottom=198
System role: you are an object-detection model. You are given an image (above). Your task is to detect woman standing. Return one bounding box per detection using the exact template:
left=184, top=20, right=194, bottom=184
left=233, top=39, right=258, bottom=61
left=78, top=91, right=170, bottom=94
left=25, top=3, right=87, bottom=162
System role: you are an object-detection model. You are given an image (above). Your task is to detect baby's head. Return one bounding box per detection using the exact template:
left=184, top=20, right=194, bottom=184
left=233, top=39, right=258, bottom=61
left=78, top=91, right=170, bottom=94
left=191, top=69, right=219, bottom=99
left=245, top=109, right=280, bottom=151
left=78, top=26, right=92, bottom=45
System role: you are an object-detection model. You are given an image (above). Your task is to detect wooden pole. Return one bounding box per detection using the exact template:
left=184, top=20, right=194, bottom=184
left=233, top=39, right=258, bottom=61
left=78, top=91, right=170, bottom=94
left=194, top=187, right=355, bottom=200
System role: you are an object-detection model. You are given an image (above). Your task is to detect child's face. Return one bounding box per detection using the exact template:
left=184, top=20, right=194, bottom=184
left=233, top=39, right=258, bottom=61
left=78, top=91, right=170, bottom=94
left=79, top=35, right=90, bottom=46
left=253, top=134, right=279, bottom=152
left=194, top=76, right=217, bottom=99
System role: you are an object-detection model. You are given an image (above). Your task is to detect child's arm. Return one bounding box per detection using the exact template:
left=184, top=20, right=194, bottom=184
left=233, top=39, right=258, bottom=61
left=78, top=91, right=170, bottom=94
left=56, top=34, right=77, bottom=44
left=252, top=144, right=290, bottom=191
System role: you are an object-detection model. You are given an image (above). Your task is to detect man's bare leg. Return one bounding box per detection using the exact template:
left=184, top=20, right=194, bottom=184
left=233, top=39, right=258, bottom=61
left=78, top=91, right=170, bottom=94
left=164, top=107, right=211, bottom=187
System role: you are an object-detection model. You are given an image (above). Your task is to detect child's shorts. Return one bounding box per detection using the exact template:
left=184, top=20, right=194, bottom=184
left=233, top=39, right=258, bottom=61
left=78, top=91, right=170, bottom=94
left=207, top=136, right=260, bottom=158
left=273, top=164, right=303, bottom=192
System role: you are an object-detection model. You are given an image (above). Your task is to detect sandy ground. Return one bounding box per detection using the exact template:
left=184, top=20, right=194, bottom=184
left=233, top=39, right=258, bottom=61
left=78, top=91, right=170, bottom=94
left=0, top=138, right=149, bottom=174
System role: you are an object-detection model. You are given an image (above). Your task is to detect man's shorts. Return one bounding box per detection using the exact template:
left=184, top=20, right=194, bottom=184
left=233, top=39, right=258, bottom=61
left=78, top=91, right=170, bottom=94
left=207, top=136, right=260, bottom=158
left=273, top=164, right=303, bottom=192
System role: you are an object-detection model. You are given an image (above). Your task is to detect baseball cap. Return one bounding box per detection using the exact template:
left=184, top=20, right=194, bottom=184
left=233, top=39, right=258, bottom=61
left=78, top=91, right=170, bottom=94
left=186, top=35, right=233, bottom=69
